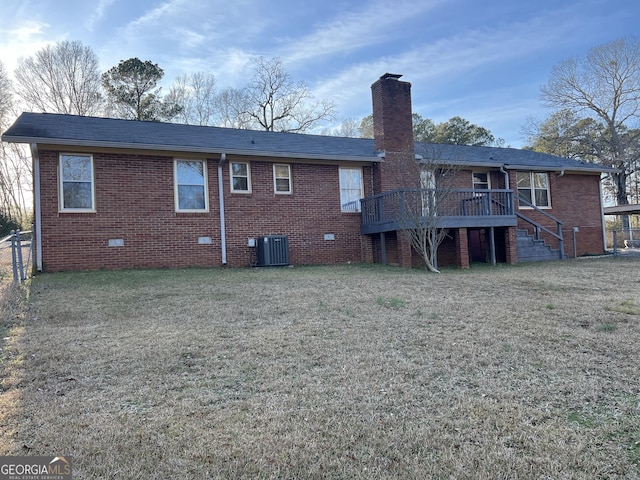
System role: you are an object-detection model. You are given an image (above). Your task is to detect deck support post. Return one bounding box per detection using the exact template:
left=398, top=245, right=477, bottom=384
left=398, top=231, right=413, bottom=268
left=489, top=227, right=496, bottom=265
left=456, top=227, right=470, bottom=268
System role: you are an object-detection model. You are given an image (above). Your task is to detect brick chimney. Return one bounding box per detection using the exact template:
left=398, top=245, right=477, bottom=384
left=371, top=73, right=415, bottom=193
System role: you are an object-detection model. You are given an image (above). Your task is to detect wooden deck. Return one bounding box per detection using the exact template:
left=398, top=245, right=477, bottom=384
left=360, top=188, right=518, bottom=234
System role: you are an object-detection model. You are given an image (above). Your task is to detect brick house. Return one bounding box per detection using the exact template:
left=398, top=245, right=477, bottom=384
left=2, top=73, right=614, bottom=272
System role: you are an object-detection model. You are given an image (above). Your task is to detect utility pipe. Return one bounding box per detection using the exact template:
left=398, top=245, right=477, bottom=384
left=31, top=143, right=43, bottom=272
left=218, top=153, right=227, bottom=265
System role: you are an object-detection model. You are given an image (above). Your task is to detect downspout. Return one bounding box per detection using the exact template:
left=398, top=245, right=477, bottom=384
left=218, top=153, right=227, bottom=265
left=30, top=144, right=43, bottom=272
left=500, top=165, right=512, bottom=217
left=599, top=177, right=607, bottom=252
left=500, top=165, right=509, bottom=189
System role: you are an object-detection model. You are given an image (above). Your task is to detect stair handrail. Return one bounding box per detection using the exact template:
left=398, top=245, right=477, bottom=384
left=515, top=197, right=565, bottom=258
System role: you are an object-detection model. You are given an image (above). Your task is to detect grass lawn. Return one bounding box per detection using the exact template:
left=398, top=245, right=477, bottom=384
left=1, top=258, right=640, bottom=479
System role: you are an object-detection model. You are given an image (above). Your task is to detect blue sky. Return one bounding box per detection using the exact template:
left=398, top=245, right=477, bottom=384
left=1, top=0, right=638, bottom=147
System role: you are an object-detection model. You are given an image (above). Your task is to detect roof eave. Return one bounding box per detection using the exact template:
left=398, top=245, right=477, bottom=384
left=414, top=157, right=617, bottom=174
left=504, top=164, right=618, bottom=174
left=5, top=136, right=381, bottom=163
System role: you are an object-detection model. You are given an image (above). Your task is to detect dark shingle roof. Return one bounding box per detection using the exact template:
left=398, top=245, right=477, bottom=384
left=415, top=142, right=615, bottom=173
left=2, top=112, right=615, bottom=173
left=2, top=112, right=379, bottom=162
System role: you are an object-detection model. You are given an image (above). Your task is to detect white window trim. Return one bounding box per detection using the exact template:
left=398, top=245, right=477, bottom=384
left=472, top=171, right=491, bottom=190
left=59, top=153, right=96, bottom=213
left=174, top=159, right=209, bottom=213
left=517, top=171, right=551, bottom=209
left=273, top=164, right=292, bottom=195
left=230, top=161, right=252, bottom=193
left=420, top=169, right=436, bottom=217
left=339, top=166, right=363, bottom=213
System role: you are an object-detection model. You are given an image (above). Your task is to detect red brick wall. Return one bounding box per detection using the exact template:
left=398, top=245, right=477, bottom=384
left=434, top=231, right=458, bottom=268
left=37, top=150, right=374, bottom=271
left=222, top=161, right=372, bottom=267
left=371, top=74, right=415, bottom=194
left=512, top=171, right=606, bottom=256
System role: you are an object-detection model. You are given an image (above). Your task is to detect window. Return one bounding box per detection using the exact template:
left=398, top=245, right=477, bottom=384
left=273, top=164, right=292, bottom=194
left=420, top=169, right=436, bottom=216
left=339, top=167, right=363, bottom=212
left=231, top=162, right=251, bottom=193
left=517, top=172, right=550, bottom=208
left=59, top=154, right=95, bottom=211
left=175, top=160, right=208, bottom=212
left=472, top=172, right=490, bottom=190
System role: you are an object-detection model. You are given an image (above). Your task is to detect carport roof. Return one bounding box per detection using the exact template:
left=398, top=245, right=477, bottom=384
left=603, top=204, right=640, bottom=215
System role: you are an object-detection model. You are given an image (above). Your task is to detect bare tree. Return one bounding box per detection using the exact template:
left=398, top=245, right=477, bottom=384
left=321, top=117, right=361, bottom=137
left=14, top=40, right=103, bottom=116
left=212, top=87, right=251, bottom=129
left=540, top=37, right=640, bottom=208
left=0, top=61, right=11, bottom=121
left=387, top=146, right=463, bottom=272
left=0, top=142, right=32, bottom=226
left=167, top=72, right=218, bottom=126
left=0, top=61, right=32, bottom=226
left=242, top=57, right=335, bottom=132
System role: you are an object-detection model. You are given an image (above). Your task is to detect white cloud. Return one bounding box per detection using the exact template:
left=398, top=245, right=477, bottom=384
left=86, top=0, right=115, bottom=32
left=280, top=0, right=445, bottom=65
left=309, top=4, right=598, bottom=144
left=0, top=21, right=57, bottom=73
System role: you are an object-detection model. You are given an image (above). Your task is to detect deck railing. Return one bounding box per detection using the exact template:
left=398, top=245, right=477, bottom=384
left=515, top=197, right=565, bottom=259
left=360, top=188, right=515, bottom=232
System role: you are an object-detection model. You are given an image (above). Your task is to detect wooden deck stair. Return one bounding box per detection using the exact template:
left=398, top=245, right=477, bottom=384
left=516, top=229, right=564, bottom=262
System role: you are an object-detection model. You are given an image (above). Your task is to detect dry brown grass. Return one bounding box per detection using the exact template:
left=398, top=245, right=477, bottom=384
left=1, top=258, right=640, bottom=479
left=0, top=278, right=29, bottom=456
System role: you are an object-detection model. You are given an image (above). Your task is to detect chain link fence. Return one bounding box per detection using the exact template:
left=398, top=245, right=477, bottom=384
left=0, top=229, right=33, bottom=283
left=611, top=228, right=640, bottom=256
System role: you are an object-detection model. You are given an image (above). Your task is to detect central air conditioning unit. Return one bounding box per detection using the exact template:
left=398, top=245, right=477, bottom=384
left=257, top=235, right=289, bottom=267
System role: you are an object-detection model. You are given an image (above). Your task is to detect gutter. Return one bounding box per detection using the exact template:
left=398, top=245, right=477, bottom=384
left=504, top=164, right=615, bottom=174
left=2, top=136, right=381, bottom=164
left=218, top=153, right=227, bottom=265
left=30, top=143, right=43, bottom=271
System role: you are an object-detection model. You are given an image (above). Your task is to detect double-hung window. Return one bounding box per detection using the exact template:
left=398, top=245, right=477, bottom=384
left=59, top=154, right=95, bottom=211
left=175, top=159, right=208, bottom=212
left=231, top=162, right=251, bottom=193
left=273, top=164, right=292, bottom=194
left=472, top=172, right=490, bottom=190
left=420, top=169, right=436, bottom=216
left=339, top=167, right=363, bottom=212
left=517, top=172, right=550, bottom=208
